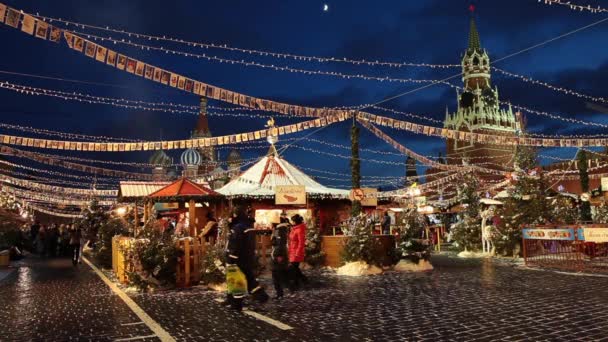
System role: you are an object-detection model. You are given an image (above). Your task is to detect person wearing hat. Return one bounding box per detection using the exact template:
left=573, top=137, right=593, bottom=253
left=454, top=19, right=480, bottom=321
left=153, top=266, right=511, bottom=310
left=224, top=205, right=269, bottom=310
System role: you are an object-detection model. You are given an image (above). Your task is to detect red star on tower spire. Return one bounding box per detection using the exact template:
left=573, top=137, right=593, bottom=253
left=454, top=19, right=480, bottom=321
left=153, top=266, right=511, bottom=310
left=469, top=4, right=476, bottom=13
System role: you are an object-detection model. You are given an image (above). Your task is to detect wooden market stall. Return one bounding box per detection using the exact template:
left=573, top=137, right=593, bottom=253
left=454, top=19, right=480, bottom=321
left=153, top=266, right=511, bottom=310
left=146, top=177, right=223, bottom=237
left=216, top=151, right=352, bottom=267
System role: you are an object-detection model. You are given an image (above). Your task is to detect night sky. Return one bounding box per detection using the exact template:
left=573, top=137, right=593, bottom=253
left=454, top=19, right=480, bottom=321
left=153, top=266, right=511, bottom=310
left=1, top=0, right=607, bottom=190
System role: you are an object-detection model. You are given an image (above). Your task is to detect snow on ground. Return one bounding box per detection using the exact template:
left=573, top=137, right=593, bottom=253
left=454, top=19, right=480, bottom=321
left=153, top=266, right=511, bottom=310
left=394, top=259, right=434, bottom=272
left=337, top=261, right=383, bottom=276
left=208, top=283, right=227, bottom=292
left=457, top=251, right=492, bottom=258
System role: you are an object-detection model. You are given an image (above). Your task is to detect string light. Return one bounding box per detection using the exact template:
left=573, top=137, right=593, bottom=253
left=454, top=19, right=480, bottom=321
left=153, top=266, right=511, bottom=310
left=1, top=174, right=117, bottom=196
left=35, top=15, right=459, bottom=69
left=493, top=67, right=608, bottom=105
left=0, top=81, right=322, bottom=119
left=0, top=121, right=136, bottom=142
left=67, top=30, right=447, bottom=86
left=535, top=0, right=608, bottom=14
left=0, top=169, right=115, bottom=189
left=0, top=159, right=119, bottom=182
left=27, top=203, right=83, bottom=218
left=1, top=147, right=153, bottom=180
left=6, top=189, right=115, bottom=206
left=301, top=137, right=515, bottom=160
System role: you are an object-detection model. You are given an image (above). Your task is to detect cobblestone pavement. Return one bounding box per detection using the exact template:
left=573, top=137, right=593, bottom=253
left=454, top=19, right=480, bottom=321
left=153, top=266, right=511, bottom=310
left=131, top=256, right=608, bottom=341
left=2, top=256, right=608, bottom=341
left=0, top=257, right=159, bottom=342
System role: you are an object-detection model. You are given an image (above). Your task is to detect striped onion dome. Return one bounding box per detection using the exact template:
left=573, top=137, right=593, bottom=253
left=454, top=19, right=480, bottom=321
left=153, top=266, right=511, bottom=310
left=180, top=148, right=202, bottom=166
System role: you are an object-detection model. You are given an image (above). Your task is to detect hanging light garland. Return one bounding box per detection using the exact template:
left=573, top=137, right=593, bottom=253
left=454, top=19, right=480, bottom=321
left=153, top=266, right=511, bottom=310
left=34, top=14, right=459, bottom=69
left=0, top=159, right=119, bottom=182
left=27, top=203, right=84, bottom=218
left=0, top=169, right=115, bottom=189
left=64, top=29, right=446, bottom=86
left=535, top=0, right=608, bottom=14
left=492, top=67, right=608, bottom=105
left=0, top=174, right=117, bottom=196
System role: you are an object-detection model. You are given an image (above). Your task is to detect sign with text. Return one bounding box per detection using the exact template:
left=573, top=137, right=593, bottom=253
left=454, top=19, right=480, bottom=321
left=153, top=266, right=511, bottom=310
left=275, top=185, right=306, bottom=205
left=582, top=228, right=608, bottom=243
left=361, top=188, right=378, bottom=207
left=522, top=228, right=575, bottom=241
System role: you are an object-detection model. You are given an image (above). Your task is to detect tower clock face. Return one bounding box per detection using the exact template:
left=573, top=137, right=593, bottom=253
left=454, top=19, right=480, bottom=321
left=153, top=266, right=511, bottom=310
left=482, top=88, right=497, bottom=107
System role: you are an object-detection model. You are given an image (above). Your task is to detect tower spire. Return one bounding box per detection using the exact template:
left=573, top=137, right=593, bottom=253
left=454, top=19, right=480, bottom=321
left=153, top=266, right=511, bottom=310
left=467, top=16, right=481, bottom=53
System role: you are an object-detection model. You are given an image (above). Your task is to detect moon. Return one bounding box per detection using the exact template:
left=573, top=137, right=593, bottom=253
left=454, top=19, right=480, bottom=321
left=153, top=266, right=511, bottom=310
left=323, top=4, right=329, bottom=12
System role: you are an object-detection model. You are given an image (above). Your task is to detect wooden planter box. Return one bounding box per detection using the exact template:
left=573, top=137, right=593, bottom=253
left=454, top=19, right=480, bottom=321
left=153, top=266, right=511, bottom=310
left=321, top=235, right=395, bottom=268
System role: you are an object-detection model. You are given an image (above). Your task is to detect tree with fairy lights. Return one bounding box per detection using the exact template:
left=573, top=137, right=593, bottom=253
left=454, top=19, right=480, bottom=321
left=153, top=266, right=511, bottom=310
left=450, top=173, right=482, bottom=252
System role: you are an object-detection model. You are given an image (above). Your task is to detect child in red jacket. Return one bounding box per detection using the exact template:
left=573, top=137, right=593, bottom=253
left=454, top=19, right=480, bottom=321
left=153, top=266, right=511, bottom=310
left=288, top=214, right=308, bottom=290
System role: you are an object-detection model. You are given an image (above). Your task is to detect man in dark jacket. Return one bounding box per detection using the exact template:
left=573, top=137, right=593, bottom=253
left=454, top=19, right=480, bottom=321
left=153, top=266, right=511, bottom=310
left=224, top=206, right=268, bottom=310
left=271, top=222, right=289, bottom=299
left=381, top=212, right=391, bottom=235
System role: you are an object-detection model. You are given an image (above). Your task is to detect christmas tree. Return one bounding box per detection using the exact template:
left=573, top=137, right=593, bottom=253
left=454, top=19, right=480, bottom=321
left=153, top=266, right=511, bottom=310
left=304, top=214, right=325, bottom=267
left=594, top=199, right=608, bottom=223
left=493, top=161, right=551, bottom=256
left=395, top=207, right=431, bottom=263
left=341, top=215, right=380, bottom=265
left=75, top=199, right=110, bottom=243
left=450, top=173, right=482, bottom=252
left=551, top=195, right=579, bottom=224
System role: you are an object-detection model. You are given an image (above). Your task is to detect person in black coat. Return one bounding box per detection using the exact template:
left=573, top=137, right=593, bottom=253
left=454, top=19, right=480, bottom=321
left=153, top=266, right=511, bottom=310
left=224, top=205, right=269, bottom=310
left=381, top=212, right=391, bottom=235
left=271, top=222, right=289, bottom=299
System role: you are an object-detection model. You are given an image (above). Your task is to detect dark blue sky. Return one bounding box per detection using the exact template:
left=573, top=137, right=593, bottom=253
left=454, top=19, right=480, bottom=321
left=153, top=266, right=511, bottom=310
left=1, top=0, right=607, bottom=190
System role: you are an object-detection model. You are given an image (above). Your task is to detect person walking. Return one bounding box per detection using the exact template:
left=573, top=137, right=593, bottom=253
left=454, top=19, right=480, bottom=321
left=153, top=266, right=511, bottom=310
left=46, top=225, right=58, bottom=258
left=200, top=211, right=218, bottom=244
left=36, top=225, right=46, bottom=256
left=224, top=205, right=269, bottom=310
left=288, top=214, right=307, bottom=291
left=381, top=211, right=391, bottom=235
left=30, top=221, right=40, bottom=252
left=69, top=226, right=82, bottom=266
left=270, top=222, right=290, bottom=299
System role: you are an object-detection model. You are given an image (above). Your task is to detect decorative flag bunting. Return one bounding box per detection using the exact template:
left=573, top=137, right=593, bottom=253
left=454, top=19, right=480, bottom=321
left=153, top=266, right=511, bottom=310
left=0, top=111, right=350, bottom=152
left=21, top=14, right=35, bottom=35
left=356, top=112, right=608, bottom=148
left=0, top=145, right=154, bottom=179
left=0, top=4, right=6, bottom=23
left=48, top=25, right=349, bottom=119
left=1, top=3, right=605, bottom=152
left=356, top=117, right=507, bottom=176
left=0, top=174, right=117, bottom=196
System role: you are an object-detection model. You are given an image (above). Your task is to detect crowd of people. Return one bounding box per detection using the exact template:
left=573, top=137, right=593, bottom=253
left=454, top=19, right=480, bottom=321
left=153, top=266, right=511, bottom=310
left=28, top=221, right=86, bottom=265
left=223, top=206, right=308, bottom=311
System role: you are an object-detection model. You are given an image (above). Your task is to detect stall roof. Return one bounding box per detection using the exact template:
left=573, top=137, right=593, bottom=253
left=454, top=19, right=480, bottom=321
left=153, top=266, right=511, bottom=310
left=148, top=178, right=219, bottom=198
left=119, top=181, right=171, bottom=199
left=217, top=155, right=349, bottom=198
